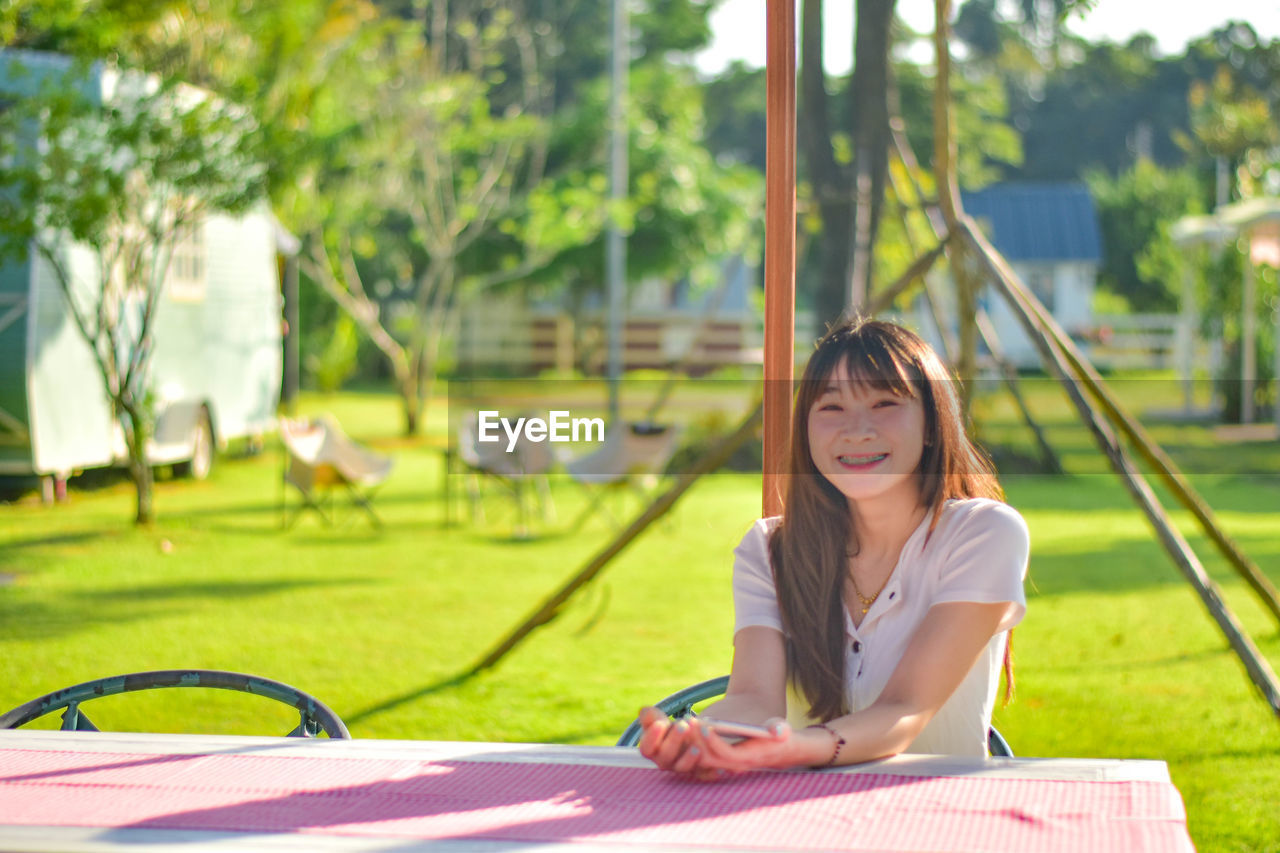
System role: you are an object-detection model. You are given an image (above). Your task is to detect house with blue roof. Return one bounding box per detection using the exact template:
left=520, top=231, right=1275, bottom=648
left=958, top=182, right=1104, bottom=367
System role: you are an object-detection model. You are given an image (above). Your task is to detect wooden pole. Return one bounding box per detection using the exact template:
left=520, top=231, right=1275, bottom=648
left=974, top=308, right=1064, bottom=475
left=762, top=0, right=797, bottom=517
left=931, top=0, right=959, bottom=229
left=900, top=94, right=1280, bottom=629
left=981, top=230, right=1280, bottom=629
left=928, top=4, right=978, bottom=416
left=964, top=220, right=1280, bottom=718
left=886, top=128, right=958, bottom=362
left=888, top=124, right=1060, bottom=475
left=873, top=241, right=948, bottom=311
left=1242, top=250, right=1257, bottom=424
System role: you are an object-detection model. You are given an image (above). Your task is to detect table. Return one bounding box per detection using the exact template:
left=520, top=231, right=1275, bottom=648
left=0, top=729, right=1194, bottom=852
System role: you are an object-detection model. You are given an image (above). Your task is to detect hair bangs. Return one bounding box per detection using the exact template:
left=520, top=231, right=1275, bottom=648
left=818, top=328, right=923, bottom=400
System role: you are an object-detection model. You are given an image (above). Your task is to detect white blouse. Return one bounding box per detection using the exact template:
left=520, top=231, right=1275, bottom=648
left=732, top=498, right=1030, bottom=756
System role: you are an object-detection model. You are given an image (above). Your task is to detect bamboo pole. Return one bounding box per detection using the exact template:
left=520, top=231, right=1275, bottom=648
left=964, top=220, right=1280, bottom=718
left=888, top=123, right=1061, bottom=476
left=872, top=241, right=948, bottom=312
left=930, top=0, right=980, bottom=417
left=762, top=0, right=797, bottom=517
left=919, top=276, right=956, bottom=363
left=930, top=0, right=959, bottom=229
left=886, top=157, right=958, bottom=363
left=981, top=238, right=1280, bottom=629
left=973, top=308, right=1064, bottom=475
left=900, top=77, right=1280, bottom=629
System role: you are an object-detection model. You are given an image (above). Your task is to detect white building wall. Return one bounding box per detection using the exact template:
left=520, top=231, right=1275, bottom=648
left=967, top=260, right=1098, bottom=369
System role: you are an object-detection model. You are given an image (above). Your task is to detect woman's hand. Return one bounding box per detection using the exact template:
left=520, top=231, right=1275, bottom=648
left=638, top=707, right=832, bottom=779
left=690, top=718, right=829, bottom=773
left=636, top=707, right=721, bottom=780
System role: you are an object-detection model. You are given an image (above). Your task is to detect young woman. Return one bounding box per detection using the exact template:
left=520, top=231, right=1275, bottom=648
left=638, top=319, right=1029, bottom=777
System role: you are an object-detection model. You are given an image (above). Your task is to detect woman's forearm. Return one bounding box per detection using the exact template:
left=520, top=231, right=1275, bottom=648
left=815, top=701, right=930, bottom=766
left=699, top=690, right=785, bottom=727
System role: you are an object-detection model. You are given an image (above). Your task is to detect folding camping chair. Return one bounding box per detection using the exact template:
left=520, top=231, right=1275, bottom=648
left=454, top=412, right=555, bottom=537
left=279, top=415, right=393, bottom=528
left=562, top=421, right=680, bottom=529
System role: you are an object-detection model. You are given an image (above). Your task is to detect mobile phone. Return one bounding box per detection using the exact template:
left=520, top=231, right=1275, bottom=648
left=699, top=717, right=777, bottom=739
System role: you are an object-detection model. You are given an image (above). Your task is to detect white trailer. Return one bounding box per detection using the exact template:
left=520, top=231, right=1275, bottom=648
left=0, top=51, right=283, bottom=492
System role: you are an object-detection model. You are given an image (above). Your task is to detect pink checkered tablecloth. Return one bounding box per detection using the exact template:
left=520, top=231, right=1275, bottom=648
left=0, top=738, right=1194, bottom=852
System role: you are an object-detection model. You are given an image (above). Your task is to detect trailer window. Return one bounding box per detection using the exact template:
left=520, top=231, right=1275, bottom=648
left=167, top=219, right=206, bottom=302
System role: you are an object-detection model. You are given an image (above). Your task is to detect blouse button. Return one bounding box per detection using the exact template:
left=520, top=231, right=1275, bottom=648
left=851, top=641, right=862, bottom=653
left=888, top=592, right=896, bottom=600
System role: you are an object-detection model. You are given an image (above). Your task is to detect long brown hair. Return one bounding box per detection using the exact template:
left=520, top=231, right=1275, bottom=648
left=768, top=318, right=1009, bottom=722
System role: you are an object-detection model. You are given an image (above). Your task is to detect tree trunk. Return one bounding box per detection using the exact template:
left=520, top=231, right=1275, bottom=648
left=120, top=402, right=154, bottom=526
left=400, top=366, right=421, bottom=437
left=847, top=0, right=896, bottom=314
left=814, top=203, right=853, bottom=331
left=801, top=0, right=850, bottom=333
left=131, top=457, right=155, bottom=527
left=801, top=0, right=896, bottom=329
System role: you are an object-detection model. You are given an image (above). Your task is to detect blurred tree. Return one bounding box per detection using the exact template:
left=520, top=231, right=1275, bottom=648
left=981, top=17, right=1279, bottom=192
left=0, top=0, right=182, bottom=56
left=1086, top=160, right=1202, bottom=312
left=1014, top=37, right=1200, bottom=180
left=294, top=3, right=608, bottom=435
left=522, top=62, right=762, bottom=314
left=887, top=61, right=1022, bottom=190
left=0, top=63, right=266, bottom=524
left=1189, top=67, right=1279, bottom=201
left=703, top=61, right=768, bottom=173
left=793, top=0, right=1096, bottom=329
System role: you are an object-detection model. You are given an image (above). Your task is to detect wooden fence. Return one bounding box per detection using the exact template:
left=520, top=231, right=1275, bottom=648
left=455, top=307, right=756, bottom=376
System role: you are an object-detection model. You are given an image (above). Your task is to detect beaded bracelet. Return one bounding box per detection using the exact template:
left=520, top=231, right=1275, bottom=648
left=806, top=723, right=846, bottom=767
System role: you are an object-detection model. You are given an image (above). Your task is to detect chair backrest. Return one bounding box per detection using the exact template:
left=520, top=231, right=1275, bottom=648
left=311, top=415, right=392, bottom=485
left=458, top=412, right=554, bottom=477
left=621, top=423, right=680, bottom=475
left=564, top=426, right=627, bottom=483
left=281, top=416, right=391, bottom=488
left=617, top=675, right=1014, bottom=757
left=616, top=675, right=728, bottom=746
left=514, top=429, right=556, bottom=475
left=0, top=669, right=350, bottom=739
left=566, top=422, right=679, bottom=485
left=280, top=418, right=334, bottom=491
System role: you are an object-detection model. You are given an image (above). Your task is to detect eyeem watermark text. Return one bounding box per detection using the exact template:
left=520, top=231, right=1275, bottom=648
left=477, top=410, right=605, bottom=452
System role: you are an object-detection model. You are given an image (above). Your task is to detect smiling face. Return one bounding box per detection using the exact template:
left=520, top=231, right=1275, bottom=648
left=805, top=359, right=927, bottom=511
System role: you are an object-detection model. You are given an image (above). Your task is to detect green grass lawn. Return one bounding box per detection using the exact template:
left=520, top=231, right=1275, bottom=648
left=1, top=376, right=1278, bottom=851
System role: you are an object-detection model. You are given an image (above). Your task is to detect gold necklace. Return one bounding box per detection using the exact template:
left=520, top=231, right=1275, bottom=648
left=849, top=574, right=879, bottom=615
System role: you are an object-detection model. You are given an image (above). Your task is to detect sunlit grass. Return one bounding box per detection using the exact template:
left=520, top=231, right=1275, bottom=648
left=1, top=375, right=1277, bottom=851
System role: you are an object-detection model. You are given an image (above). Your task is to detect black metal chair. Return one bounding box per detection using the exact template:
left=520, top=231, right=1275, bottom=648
left=617, top=675, right=1013, bottom=757
left=0, top=669, right=351, bottom=739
